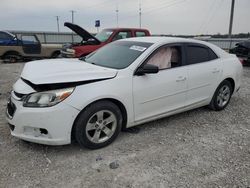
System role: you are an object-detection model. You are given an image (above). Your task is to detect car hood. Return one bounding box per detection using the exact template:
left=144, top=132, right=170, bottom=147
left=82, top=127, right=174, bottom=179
left=21, top=58, right=118, bottom=85
left=64, top=22, right=101, bottom=45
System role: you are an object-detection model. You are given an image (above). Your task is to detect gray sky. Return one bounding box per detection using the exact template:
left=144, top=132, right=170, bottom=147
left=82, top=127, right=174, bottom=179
left=1, top=0, right=249, bottom=35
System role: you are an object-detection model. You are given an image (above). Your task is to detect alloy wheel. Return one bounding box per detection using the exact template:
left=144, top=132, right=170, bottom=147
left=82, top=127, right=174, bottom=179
left=85, top=110, right=117, bottom=144
left=216, top=85, right=231, bottom=107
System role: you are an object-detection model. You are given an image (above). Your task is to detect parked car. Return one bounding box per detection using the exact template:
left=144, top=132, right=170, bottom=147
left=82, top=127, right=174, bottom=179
left=61, top=22, right=150, bottom=58
left=6, top=37, right=242, bottom=149
left=229, top=40, right=250, bottom=65
left=0, top=31, right=62, bottom=63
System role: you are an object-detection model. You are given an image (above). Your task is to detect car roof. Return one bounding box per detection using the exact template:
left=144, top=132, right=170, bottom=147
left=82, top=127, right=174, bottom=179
left=104, top=28, right=149, bottom=31
left=122, top=36, right=229, bottom=58
left=122, top=36, right=205, bottom=44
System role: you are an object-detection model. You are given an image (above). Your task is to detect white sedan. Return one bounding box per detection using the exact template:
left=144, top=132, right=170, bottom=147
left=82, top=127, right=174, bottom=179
left=6, top=37, right=242, bottom=149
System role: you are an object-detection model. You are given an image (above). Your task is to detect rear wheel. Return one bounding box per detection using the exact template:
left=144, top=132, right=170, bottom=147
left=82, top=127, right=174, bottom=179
left=209, top=80, right=233, bottom=111
left=74, top=101, right=122, bottom=149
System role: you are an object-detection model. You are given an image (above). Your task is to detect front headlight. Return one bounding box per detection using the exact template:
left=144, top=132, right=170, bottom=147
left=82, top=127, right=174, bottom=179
left=23, top=87, right=74, bottom=107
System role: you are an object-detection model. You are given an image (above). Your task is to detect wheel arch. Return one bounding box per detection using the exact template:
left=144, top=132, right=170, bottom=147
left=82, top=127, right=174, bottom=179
left=224, top=77, right=235, bottom=93
left=50, top=50, right=61, bottom=58
left=3, top=50, right=21, bottom=57
left=71, top=98, right=128, bottom=142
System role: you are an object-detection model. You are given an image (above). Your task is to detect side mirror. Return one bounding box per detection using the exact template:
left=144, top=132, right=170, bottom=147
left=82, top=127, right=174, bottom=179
left=135, top=64, right=159, bottom=76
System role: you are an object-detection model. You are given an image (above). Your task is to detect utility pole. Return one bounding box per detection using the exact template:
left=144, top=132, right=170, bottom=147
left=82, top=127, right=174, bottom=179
left=116, top=4, right=119, bottom=27
left=228, top=0, right=235, bottom=48
left=139, top=2, right=142, bottom=28
left=70, top=10, right=76, bottom=43
left=56, top=16, right=60, bottom=32
left=70, top=10, right=76, bottom=24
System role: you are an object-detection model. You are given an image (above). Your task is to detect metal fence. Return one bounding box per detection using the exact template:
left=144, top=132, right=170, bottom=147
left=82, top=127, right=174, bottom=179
left=11, top=31, right=82, bottom=44
left=201, top=38, right=247, bottom=50
left=10, top=30, right=249, bottom=50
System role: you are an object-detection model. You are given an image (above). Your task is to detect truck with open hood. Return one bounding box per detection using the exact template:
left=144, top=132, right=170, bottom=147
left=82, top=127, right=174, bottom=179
left=61, top=22, right=150, bottom=58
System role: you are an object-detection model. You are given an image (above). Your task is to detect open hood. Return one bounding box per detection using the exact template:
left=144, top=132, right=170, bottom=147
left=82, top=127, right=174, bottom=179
left=64, top=22, right=101, bottom=45
left=19, top=59, right=117, bottom=91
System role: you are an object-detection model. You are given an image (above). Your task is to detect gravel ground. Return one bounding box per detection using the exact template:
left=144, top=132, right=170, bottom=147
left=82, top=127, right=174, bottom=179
left=0, top=62, right=249, bottom=188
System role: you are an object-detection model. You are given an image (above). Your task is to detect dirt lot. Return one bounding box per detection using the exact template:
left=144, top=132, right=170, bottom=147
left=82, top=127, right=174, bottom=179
left=0, top=62, right=249, bottom=188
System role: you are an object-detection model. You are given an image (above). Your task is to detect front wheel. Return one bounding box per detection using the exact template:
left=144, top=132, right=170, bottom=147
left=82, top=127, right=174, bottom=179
left=209, top=80, right=233, bottom=111
left=74, top=101, right=122, bottom=149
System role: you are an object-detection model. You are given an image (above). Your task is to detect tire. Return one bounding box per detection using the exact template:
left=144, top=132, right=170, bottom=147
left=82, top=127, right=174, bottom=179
left=209, top=80, right=233, bottom=111
left=3, top=52, right=20, bottom=63
left=51, top=51, right=60, bottom=58
left=74, top=101, right=122, bottom=149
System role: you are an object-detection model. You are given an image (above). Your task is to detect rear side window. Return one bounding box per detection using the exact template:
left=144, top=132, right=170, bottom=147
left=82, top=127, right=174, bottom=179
left=186, top=45, right=218, bottom=65
left=21, top=35, right=39, bottom=44
left=135, top=31, right=146, bottom=37
left=209, top=48, right=218, bottom=60
left=112, top=31, right=132, bottom=41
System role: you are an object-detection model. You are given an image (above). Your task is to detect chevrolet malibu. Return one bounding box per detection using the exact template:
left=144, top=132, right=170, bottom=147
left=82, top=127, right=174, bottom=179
left=6, top=37, right=242, bottom=149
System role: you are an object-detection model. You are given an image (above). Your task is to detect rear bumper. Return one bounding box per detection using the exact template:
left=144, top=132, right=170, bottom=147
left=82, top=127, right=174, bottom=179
left=6, top=97, right=80, bottom=145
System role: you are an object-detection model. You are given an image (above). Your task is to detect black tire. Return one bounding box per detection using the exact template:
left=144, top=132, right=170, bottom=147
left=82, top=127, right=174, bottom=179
left=3, top=52, right=20, bottom=63
left=209, top=80, right=233, bottom=111
left=51, top=51, right=60, bottom=58
left=74, top=101, right=122, bottom=149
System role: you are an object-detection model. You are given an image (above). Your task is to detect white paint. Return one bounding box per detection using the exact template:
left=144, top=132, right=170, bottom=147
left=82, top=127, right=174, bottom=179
left=6, top=37, right=243, bottom=145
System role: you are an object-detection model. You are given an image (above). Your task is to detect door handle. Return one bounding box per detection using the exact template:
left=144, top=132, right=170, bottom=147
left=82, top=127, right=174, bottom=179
left=212, top=68, right=220, bottom=73
left=176, top=77, right=186, bottom=82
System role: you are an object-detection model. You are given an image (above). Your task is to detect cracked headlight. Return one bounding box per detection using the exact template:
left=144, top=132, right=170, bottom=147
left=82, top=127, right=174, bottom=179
left=23, top=88, right=74, bottom=107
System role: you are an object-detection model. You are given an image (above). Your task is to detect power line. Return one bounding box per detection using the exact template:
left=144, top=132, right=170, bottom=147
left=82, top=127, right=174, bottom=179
left=198, top=0, right=223, bottom=35
left=104, top=0, right=187, bottom=25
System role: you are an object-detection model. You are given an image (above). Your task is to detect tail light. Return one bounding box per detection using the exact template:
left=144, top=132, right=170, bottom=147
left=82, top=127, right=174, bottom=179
left=238, top=58, right=245, bottom=65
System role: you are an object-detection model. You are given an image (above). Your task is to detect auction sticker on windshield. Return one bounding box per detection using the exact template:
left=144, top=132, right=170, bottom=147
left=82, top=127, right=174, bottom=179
left=129, top=45, right=147, bottom=52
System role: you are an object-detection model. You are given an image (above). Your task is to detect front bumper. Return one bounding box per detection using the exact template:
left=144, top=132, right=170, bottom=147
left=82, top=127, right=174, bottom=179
left=6, top=96, right=80, bottom=145
left=60, top=50, right=75, bottom=58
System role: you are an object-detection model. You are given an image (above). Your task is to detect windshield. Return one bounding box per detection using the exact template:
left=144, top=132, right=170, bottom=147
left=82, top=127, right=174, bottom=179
left=83, top=41, right=153, bottom=69
left=95, top=29, right=114, bottom=42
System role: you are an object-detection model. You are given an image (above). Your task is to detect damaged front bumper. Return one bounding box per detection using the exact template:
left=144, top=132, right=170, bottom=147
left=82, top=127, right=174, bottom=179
left=6, top=92, right=80, bottom=145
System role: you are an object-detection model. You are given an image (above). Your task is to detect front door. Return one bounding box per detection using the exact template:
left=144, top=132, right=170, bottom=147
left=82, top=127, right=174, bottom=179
left=133, top=44, right=188, bottom=122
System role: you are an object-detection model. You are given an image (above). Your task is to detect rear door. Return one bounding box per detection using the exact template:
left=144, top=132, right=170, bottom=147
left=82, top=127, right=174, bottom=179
left=185, top=43, right=222, bottom=106
left=21, top=35, right=41, bottom=54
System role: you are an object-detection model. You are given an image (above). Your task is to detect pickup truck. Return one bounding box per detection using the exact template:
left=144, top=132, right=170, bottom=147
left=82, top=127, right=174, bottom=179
left=61, top=22, right=151, bottom=58
left=0, top=31, right=62, bottom=63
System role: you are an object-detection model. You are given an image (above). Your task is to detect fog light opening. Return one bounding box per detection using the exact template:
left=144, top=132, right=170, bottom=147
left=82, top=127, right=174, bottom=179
left=9, top=124, right=15, bottom=131
left=40, top=128, right=48, bottom=135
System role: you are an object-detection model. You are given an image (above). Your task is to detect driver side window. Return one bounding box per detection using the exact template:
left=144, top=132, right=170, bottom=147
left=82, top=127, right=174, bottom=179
left=147, top=46, right=182, bottom=70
